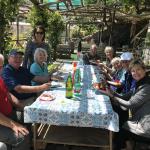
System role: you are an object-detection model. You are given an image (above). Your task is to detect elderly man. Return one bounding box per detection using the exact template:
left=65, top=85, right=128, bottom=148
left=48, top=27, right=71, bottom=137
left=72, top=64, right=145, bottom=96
left=83, top=44, right=100, bottom=65
left=0, top=54, right=30, bottom=150
left=2, top=49, right=51, bottom=107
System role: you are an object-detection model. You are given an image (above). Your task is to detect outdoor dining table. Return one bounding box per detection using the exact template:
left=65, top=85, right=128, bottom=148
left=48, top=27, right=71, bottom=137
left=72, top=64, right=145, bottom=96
left=24, top=62, right=119, bottom=150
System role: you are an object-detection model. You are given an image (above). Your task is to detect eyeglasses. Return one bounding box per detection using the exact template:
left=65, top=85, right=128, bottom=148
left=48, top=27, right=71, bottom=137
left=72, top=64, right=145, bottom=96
left=35, top=32, right=44, bottom=35
left=122, top=60, right=129, bottom=63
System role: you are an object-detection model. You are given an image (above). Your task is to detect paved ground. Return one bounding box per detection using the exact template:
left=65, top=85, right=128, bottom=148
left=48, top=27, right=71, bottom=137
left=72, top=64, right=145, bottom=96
left=44, top=143, right=150, bottom=150
left=45, top=144, right=106, bottom=150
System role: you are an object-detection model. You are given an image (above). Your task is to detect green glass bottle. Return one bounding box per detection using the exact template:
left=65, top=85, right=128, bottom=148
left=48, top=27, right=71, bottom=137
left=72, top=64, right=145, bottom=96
left=66, top=72, right=73, bottom=99
left=74, top=68, right=81, bottom=96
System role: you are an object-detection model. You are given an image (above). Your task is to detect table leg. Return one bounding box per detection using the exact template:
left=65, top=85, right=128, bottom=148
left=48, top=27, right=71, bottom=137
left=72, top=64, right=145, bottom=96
left=109, top=131, right=112, bottom=150
left=33, top=123, right=37, bottom=150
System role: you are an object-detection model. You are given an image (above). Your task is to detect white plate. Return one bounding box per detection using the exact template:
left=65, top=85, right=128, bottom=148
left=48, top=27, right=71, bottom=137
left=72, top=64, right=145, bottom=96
left=39, top=93, right=55, bottom=101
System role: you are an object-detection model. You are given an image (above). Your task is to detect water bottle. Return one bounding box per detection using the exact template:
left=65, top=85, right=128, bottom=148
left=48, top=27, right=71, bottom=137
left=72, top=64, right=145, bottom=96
left=66, top=72, right=73, bottom=99
left=74, top=68, right=81, bottom=96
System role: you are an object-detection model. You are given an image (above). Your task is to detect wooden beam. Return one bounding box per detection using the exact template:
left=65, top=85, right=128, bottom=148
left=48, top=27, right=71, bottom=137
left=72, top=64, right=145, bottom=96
left=29, top=0, right=39, bottom=5
left=39, top=1, right=60, bottom=7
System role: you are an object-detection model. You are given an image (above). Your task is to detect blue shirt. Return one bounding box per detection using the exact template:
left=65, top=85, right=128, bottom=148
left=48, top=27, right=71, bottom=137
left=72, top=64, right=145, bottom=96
left=113, top=68, right=125, bottom=81
left=2, top=64, right=36, bottom=100
left=110, top=68, right=125, bottom=92
left=30, top=62, right=48, bottom=85
left=120, top=70, right=136, bottom=94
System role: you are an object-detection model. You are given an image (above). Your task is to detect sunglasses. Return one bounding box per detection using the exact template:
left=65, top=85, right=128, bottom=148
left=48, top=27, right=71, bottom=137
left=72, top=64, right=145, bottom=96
left=35, top=32, right=44, bottom=35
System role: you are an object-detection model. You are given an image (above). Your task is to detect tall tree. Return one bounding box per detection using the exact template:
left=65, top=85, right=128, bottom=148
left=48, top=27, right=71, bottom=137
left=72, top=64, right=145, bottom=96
left=27, top=5, right=65, bottom=60
left=0, top=0, right=21, bottom=53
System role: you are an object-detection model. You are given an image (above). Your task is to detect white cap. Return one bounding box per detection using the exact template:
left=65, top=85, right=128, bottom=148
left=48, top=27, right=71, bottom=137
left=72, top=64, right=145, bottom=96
left=120, top=52, right=133, bottom=61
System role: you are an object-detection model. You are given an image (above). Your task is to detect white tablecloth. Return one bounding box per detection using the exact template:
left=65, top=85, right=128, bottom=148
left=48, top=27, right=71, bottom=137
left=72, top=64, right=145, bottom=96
left=24, top=64, right=119, bottom=132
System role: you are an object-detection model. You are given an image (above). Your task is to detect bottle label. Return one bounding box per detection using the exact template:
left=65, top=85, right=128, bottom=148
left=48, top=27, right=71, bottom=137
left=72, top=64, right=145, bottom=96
left=74, top=83, right=81, bottom=96
left=66, top=73, right=73, bottom=98
left=66, top=90, right=73, bottom=98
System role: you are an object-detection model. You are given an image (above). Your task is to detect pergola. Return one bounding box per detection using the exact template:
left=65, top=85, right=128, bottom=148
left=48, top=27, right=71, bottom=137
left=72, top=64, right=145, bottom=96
left=17, top=0, right=150, bottom=50
left=28, top=0, right=150, bottom=21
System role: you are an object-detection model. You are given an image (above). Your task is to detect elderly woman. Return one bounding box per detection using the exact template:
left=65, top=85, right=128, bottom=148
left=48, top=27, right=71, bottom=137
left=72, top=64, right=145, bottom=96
left=106, top=57, right=125, bottom=92
left=30, top=48, right=49, bottom=85
left=106, top=52, right=135, bottom=149
left=104, top=46, right=114, bottom=68
left=30, top=48, right=63, bottom=86
left=23, top=25, right=50, bottom=69
left=97, top=46, right=115, bottom=77
left=100, top=59, right=150, bottom=150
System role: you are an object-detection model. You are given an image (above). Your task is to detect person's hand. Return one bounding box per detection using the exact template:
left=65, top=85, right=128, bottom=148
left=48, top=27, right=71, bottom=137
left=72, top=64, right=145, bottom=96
left=89, top=60, right=97, bottom=65
left=107, top=80, right=121, bottom=86
left=98, top=63, right=105, bottom=68
left=101, top=68, right=107, bottom=74
left=42, top=82, right=51, bottom=90
left=99, top=88, right=114, bottom=98
left=16, top=102, right=25, bottom=110
left=11, top=121, right=29, bottom=137
left=96, top=60, right=101, bottom=64
left=106, top=88, right=114, bottom=97
left=51, top=75, right=64, bottom=82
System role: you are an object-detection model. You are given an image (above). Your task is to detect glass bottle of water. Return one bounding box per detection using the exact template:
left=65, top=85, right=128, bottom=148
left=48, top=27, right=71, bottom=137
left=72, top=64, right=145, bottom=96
left=74, top=68, right=81, bottom=96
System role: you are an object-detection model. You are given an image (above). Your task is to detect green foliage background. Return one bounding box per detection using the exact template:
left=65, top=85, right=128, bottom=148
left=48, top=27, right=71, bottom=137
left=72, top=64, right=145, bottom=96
left=0, top=0, right=149, bottom=56
left=27, top=6, right=65, bottom=60
left=0, top=0, right=21, bottom=54
left=27, top=6, right=50, bottom=28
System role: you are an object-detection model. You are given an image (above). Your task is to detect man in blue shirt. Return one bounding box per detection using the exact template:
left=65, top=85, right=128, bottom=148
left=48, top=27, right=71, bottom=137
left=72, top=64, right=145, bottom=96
left=2, top=49, right=51, bottom=107
left=0, top=54, right=30, bottom=150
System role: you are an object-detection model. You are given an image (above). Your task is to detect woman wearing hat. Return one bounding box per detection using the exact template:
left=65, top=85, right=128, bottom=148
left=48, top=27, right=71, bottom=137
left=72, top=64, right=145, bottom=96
left=107, top=52, right=136, bottom=94
left=99, top=59, right=150, bottom=150
left=106, top=52, right=136, bottom=149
